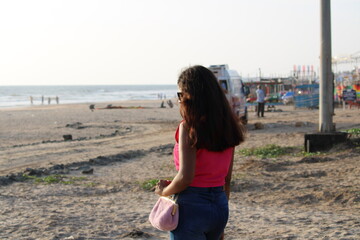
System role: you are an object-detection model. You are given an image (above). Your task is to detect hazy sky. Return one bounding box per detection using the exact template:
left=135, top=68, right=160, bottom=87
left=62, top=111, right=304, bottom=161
left=0, top=0, right=359, bottom=85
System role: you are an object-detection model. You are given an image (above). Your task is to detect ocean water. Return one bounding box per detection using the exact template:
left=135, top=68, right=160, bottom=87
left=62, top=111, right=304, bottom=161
left=0, top=85, right=178, bottom=108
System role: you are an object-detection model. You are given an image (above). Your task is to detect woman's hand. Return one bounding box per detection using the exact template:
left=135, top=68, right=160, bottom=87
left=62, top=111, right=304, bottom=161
left=155, top=180, right=171, bottom=196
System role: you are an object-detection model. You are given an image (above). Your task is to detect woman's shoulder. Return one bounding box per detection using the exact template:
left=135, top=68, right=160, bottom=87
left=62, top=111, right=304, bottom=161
left=178, top=121, right=194, bottom=147
left=175, top=120, right=186, bottom=142
left=179, top=121, right=190, bottom=137
left=179, top=120, right=188, bottom=129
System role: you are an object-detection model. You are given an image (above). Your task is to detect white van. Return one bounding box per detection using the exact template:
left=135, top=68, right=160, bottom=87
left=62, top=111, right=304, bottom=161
left=208, top=64, right=248, bottom=124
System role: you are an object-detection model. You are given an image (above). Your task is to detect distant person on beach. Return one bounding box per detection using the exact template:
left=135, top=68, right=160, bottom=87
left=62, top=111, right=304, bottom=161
left=256, top=85, right=265, bottom=117
left=167, top=99, right=173, bottom=108
left=48, top=97, right=51, bottom=105
left=155, top=65, right=245, bottom=239
left=55, top=96, right=59, bottom=104
left=160, top=101, right=165, bottom=108
left=29, top=96, right=33, bottom=105
left=41, top=95, right=44, bottom=105
left=89, top=104, right=95, bottom=112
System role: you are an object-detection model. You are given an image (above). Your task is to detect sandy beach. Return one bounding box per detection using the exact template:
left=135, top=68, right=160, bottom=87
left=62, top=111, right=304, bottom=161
left=1, top=100, right=360, bottom=240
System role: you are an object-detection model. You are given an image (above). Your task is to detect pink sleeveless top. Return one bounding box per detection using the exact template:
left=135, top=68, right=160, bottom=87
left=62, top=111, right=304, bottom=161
left=173, top=124, right=234, bottom=187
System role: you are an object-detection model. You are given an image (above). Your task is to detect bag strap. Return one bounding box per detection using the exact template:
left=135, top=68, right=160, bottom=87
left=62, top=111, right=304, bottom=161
left=171, top=194, right=179, bottom=216
left=171, top=194, right=179, bottom=203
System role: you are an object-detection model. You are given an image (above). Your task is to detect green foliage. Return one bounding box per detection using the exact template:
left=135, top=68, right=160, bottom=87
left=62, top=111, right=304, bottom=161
left=22, top=175, right=38, bottom=180
left=140, top=178, right=173, bottom=191
left=22, top=174, right=87, bottom=185
left=344, top=128, right=360, bottom=138
left=141, top=179, right=159, bottom=191
left=238, top=144, right=328, bottom=158
left=238, top=144, right=291, bottom=158
left=41, top=175, right=63, bottom=184
left=298, top=150, right=323, bottom=157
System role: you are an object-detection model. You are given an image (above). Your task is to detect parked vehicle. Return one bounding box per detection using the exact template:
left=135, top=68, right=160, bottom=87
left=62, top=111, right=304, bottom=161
left=208, top=64, right=248, bottom=124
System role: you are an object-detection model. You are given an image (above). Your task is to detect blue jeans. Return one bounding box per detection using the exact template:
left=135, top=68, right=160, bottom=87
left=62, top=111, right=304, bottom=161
left=170, top=186, right=229, bottom=240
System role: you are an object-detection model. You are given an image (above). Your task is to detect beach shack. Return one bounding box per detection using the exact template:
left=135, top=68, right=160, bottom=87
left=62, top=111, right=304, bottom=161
left=244, top=78, right=293, bottom=103
left=243, top=78, right=293, bottom=111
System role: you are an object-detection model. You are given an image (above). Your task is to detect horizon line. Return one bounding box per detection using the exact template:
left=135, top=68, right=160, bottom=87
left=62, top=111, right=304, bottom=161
left=0, top=84, right=178, bottom=87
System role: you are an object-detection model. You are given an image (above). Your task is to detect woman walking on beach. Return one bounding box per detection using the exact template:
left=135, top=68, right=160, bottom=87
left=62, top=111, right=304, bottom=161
left=155, top=65, right=245, bottom=239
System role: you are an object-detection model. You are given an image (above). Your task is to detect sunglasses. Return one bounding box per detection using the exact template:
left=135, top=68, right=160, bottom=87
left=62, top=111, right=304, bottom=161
left=177, top=92, right=183, bottom=101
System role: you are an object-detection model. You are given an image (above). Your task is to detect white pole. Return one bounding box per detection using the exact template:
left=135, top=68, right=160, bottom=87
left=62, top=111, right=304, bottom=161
left=319, top=0, right=334, bottom=132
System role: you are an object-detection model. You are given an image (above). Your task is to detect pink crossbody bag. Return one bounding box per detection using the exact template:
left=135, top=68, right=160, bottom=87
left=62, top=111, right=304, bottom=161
left=149, top=196, right=179, bottom=231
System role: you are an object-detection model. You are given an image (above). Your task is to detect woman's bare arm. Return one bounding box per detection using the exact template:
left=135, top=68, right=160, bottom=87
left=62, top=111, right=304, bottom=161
left=156, top=122, right=196, bottom=196
left=224, top=148, right=235, bottom=200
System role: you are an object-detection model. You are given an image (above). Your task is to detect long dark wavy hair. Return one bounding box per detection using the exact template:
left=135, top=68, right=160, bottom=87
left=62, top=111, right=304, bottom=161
left=178, top=65, right=245, bottom=151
